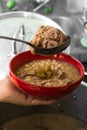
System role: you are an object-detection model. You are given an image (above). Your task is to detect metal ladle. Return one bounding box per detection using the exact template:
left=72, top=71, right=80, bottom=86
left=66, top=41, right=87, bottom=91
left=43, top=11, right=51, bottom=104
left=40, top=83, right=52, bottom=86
left=0, top=35, right=71, bottom=55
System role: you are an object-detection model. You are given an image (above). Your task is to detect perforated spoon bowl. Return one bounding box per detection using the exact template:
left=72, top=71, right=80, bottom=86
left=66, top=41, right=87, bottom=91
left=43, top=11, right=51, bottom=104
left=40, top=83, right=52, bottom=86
left=0, top=36, right=71, bottom=55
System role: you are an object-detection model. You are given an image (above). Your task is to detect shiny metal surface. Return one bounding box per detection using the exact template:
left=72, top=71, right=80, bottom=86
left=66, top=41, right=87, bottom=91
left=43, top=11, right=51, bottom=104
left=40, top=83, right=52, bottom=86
left=11, top=24, right=25, bottom=55
left=51, top=16, right=87, bottom=62
left=33, top=0, right=50, bottom=12
left=52, top=16, right=84, bottom=37
left=0, top=11, right=60, bottom=28
left=0, top=11, right=61, bottom=79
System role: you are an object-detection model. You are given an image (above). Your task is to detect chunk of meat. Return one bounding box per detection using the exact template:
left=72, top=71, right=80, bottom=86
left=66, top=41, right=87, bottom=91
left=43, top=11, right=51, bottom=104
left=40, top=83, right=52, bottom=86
left=30, top=25, right=68, bottom=54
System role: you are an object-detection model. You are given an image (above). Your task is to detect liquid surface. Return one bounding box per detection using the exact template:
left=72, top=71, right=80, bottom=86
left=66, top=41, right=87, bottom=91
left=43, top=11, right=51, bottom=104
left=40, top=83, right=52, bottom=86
left=15, top=59, right=79, bottom=87
left=1, top=113, right=87, bottom=130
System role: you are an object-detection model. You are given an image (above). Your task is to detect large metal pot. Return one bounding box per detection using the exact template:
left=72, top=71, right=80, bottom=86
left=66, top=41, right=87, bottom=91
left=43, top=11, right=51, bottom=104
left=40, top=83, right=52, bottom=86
left=0, top=11, right=62, bottom=80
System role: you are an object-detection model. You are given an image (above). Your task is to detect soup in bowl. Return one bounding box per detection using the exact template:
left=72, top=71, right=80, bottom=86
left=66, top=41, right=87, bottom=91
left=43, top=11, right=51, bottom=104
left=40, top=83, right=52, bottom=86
left=9, top=51, right=84, bottom=98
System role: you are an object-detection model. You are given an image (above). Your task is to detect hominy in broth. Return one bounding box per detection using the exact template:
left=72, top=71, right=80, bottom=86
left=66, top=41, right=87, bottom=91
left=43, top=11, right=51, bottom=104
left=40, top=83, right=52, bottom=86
left=15, top=59, right=79, bottom=87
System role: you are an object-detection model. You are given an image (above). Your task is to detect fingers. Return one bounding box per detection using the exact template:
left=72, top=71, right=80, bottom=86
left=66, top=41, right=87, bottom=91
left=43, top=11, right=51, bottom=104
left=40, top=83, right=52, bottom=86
left=24, top=94, right=58, bottom=106
left=30, top=98, right=58, bottom=106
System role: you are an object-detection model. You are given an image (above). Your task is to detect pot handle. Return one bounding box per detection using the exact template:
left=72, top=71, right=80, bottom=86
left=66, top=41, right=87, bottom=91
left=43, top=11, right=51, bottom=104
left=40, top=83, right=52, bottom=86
left=81, top=71, right=87, bottom=87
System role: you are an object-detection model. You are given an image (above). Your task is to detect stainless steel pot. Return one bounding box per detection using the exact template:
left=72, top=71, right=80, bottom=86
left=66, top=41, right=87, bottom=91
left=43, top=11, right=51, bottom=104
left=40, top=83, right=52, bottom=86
left=0, top=11, right=61, bottom=80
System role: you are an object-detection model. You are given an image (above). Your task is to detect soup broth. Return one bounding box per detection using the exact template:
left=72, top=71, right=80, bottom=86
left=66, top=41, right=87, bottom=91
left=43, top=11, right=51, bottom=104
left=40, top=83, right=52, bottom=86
left=15, top=59, right=79, bottom=87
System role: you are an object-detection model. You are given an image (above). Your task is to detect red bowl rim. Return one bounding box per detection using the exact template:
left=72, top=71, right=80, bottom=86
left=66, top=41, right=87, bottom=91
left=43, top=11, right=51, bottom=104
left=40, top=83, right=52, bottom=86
left=9, top=51, right=84, bottom=90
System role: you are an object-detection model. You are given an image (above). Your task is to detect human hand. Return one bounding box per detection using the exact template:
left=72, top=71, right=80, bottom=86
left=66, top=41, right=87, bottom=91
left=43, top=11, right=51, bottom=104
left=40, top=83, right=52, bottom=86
left=0, top=76, right=58, bottom=106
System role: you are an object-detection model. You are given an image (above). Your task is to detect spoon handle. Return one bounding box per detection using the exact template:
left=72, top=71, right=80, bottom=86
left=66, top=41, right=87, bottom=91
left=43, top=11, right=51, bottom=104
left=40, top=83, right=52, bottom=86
left=0, top=36, right=35, bottom=48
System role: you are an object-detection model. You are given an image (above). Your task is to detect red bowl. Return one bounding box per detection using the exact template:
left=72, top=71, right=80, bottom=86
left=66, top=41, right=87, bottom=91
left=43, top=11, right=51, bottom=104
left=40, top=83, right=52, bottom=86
left=9, top=51, right=84, bottom=99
